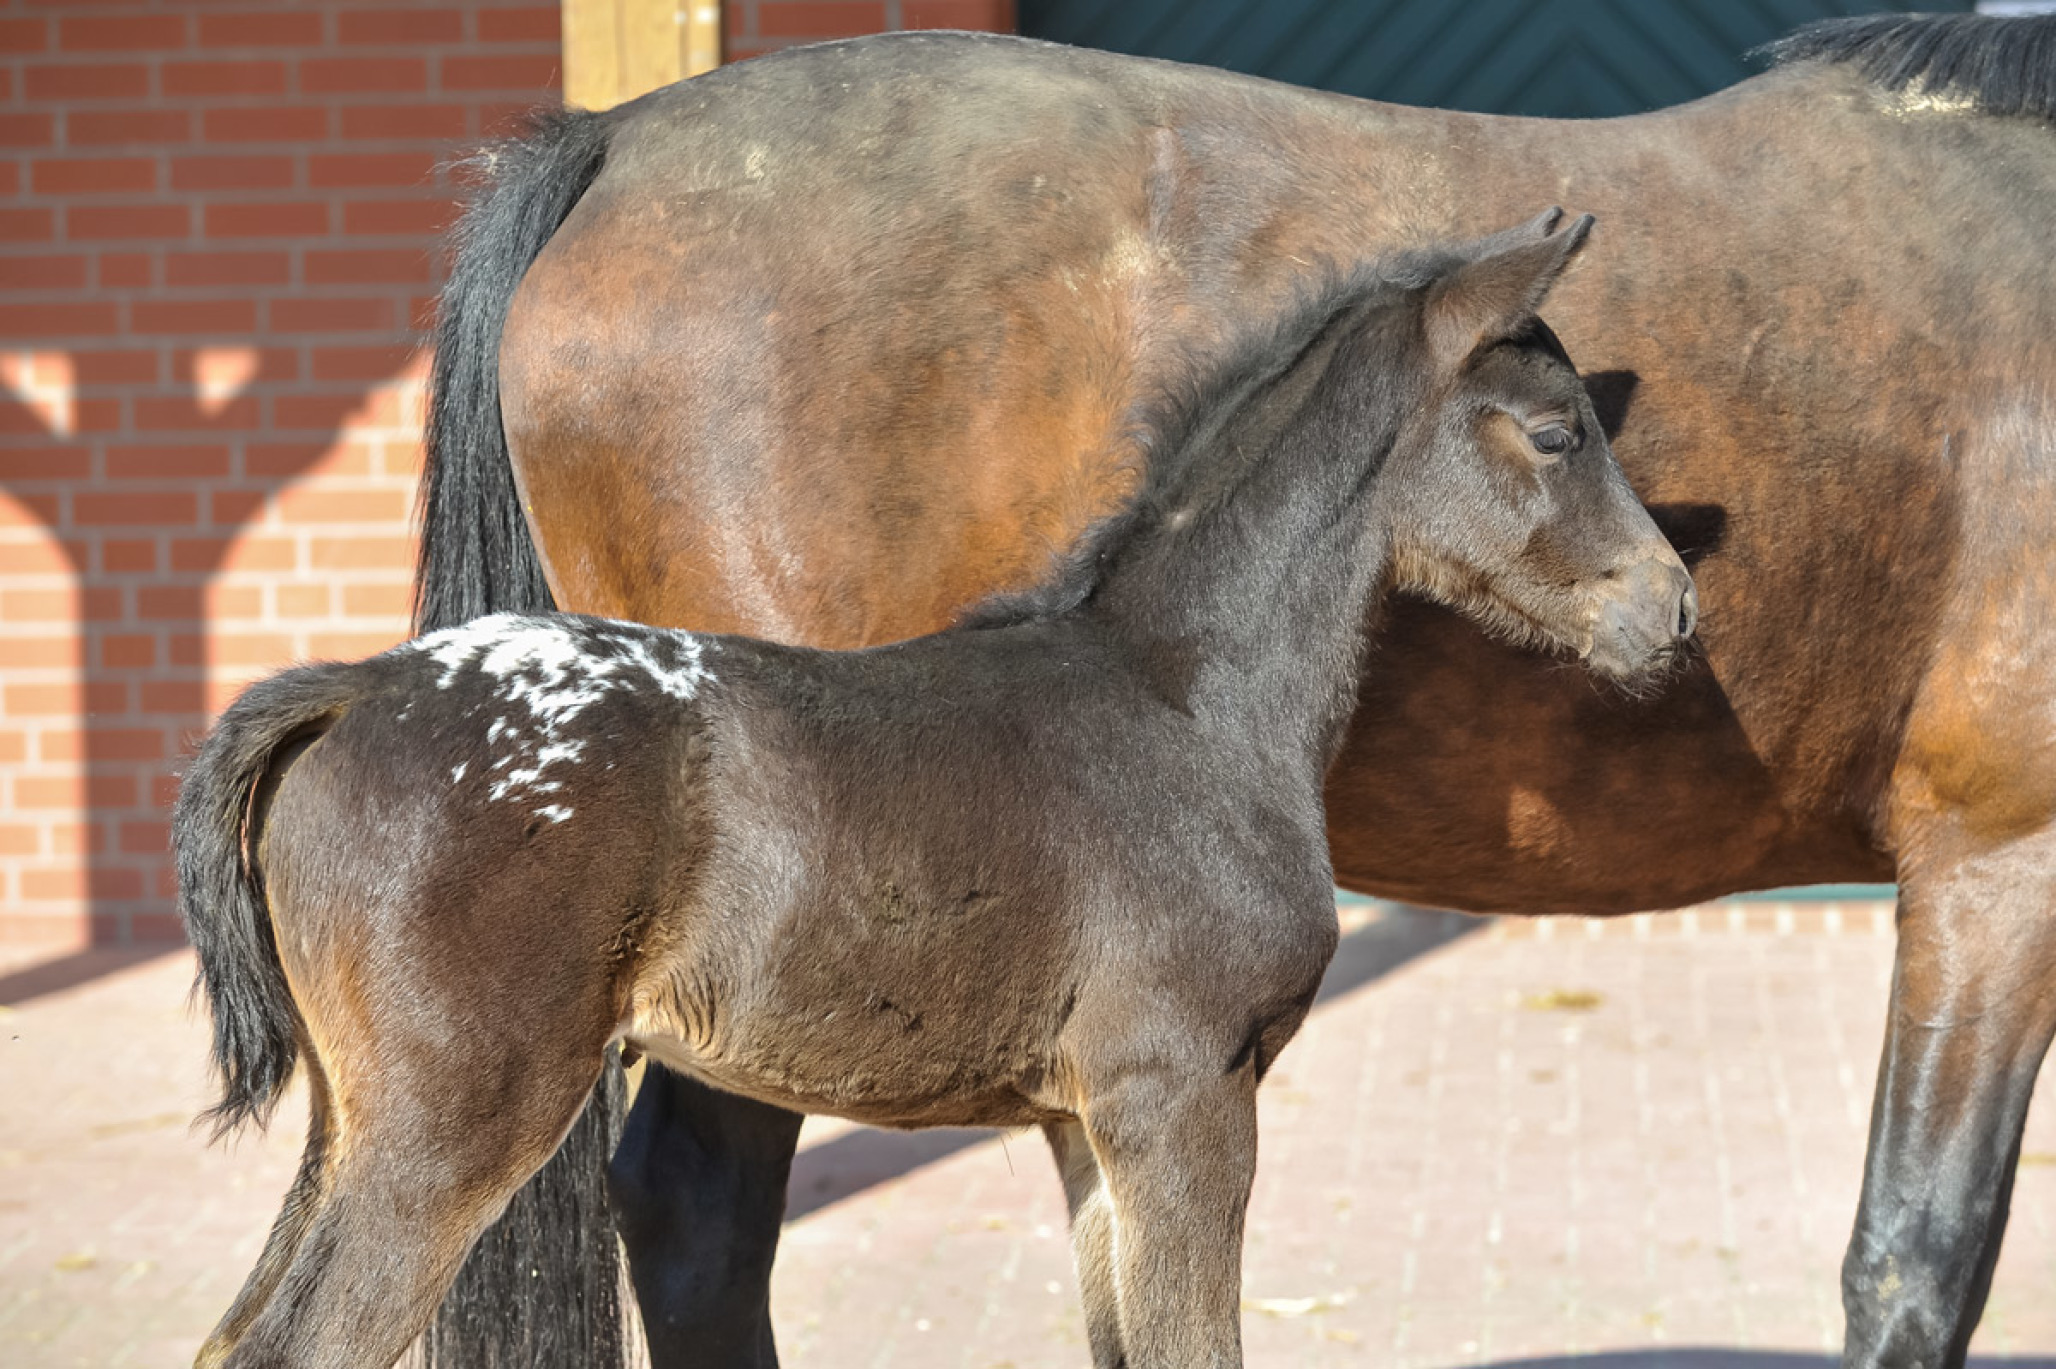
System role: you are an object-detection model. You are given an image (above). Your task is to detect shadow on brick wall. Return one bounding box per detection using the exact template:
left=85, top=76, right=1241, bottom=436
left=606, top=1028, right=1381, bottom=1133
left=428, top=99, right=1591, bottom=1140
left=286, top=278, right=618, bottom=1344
left=1, top=359, right=416, bottom=998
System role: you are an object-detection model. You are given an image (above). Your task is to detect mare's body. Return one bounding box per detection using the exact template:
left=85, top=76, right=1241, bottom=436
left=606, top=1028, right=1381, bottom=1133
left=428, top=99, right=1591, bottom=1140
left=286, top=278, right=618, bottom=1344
left=416, top=15, right=2056, bottom=1369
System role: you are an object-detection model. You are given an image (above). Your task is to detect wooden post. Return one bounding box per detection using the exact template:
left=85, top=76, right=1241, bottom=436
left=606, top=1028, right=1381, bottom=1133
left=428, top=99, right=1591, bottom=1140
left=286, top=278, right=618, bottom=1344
left=562, top=0, right=721, bottom=110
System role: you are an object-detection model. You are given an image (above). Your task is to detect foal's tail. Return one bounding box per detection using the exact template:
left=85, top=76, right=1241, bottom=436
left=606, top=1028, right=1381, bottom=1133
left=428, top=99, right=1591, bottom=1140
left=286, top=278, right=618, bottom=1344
left=174, top=662, right=360, bottom=1137
left=415, top=105, right=615, bottom=634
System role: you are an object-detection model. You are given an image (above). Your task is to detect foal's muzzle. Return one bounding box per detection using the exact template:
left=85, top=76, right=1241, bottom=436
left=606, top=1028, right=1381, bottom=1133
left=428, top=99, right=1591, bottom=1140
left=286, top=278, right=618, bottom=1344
left=1588, top=556, right=1697, bottom=682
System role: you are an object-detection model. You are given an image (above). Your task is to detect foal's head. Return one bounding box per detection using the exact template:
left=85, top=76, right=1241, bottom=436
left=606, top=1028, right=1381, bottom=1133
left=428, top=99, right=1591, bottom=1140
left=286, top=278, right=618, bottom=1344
left=1379, top=211, right=1695, bottom=684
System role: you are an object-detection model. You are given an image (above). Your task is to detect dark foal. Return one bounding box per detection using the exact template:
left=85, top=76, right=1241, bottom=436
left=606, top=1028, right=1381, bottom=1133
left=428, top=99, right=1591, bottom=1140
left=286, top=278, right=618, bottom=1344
left=179, top=213, right=1691, bottom=1369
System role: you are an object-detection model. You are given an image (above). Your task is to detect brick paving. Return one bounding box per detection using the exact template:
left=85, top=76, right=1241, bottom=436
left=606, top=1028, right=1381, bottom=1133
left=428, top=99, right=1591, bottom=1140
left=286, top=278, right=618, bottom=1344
left=5, top=902, right=2055, bottom=1368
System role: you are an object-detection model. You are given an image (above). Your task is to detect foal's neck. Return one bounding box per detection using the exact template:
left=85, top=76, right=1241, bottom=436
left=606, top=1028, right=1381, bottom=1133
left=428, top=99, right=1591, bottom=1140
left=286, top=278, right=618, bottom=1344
left=1085, top=306, right=1408, bottom=773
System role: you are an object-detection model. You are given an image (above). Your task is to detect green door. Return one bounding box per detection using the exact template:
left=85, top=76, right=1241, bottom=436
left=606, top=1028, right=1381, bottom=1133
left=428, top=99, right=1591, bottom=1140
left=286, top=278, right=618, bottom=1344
left=1018, top=0, right=1974, bottom=116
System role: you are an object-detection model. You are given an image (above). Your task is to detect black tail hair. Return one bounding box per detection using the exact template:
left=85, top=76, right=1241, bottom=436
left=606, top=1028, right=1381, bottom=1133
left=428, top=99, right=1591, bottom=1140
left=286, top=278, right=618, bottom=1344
left=412, top=105, right=634, bottom=1369
left=416, top=106, right=614, bottom=632
left=175, top=662, right=360, bottom=1137
left=1760, top=11, right=2056, bottom=123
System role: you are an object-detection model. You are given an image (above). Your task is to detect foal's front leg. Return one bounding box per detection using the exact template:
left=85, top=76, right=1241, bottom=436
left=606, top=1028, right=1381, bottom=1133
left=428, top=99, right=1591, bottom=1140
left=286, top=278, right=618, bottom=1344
left=1073, top=1068, right=1260, bottom=1369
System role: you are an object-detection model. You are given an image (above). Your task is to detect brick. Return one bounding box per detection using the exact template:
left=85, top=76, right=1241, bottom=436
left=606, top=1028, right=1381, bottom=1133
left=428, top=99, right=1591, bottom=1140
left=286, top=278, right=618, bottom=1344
left=276, top=583, right=330, bottom=617
left=0, top=446, right=90, bottom=480
left=342, top=196, right=457, bottom=236
left=902, top=0, right=1014, bottom=26
left=31, top=157, right=156, bottom=195
left=118, top=820, right=172, bottom=855
left=0, top=821, right=34, bottom=853
left=309, top=630, right=402, bottom=658
left=0, top=491, right=62, bottom=526
left=173, top=534, right=294, bottom=573
left=100, top=633, right=156, bottom=668
left=96, top=253, right=154, bottom=288
left=133, top=394, right=263, bottom=431
left=4, top=680, right=122, bottom=715
left=71, top=348, right=158, bottom=384
left=273, top=394, right=367, bottom=430
left=755, top=3, right=887, bottom=38
left=58, top=14, right=187, bottom=52
left=308, top=341, right=417, bottom=381
left=337, top=7, right=464, bottom=44
left=49, top=728, right=163, bottom=763
left=341, top=582, right=411, bottom=617
left=305, top=248, right=429, bottom=285
left=209, top=489, right=268, bottom=526
left=67, top=203, right=188, bottom=240
left=0, top=301, right=118, bottom=337
left=196, top=11, right=324, bottom=47
left=0, top=587, right=75, bottom=620
left=311, top=534, right=413, bottom=569
left=130, top=911, right=188, bottom=941
left=339, top=103, right=468, bottom=140
left=0, top=539, right=74, bottom=574
left=162, top=60, right=287, bottom=98
left=276, top=487, right=409, bottom=524
left=75, top=491, right=198, bottom=526
left=0, top=16, right=48, bottom=54
left=165, top=250, right=291, bottom=287
left=247, top=441, right=367, bottom=477
left=477, top=6, right=560, bottom=43
left=0, top=112, right=56, bottom=147
left=203, top=200, right=328, bottom=237
left=268, top=295, right=391, bottom=332
left=179, top=631, right=295, bottom=667
left=129, top=299, right=258, bottom=335
left=25, top=62, right=149, bottom=101
left=105, top=444, right=232, bottom=479
left=169, top=154, right=295, bottom=192
left=66, top=108, right=193, bottom=145
left=301, top=56, right=429, bottom=95
left=100, top=538, right=158, bottom=572
left=141, top=679, right=207, bottom=714
left=0, top=255, right=89, bottom=290
left=0, top=208, right=56, bottom=243
left=309, top=151, right=438, bottom=188
left=441, top=53, right=559, bottom=91
left=200, top=105, right=329, bottom=143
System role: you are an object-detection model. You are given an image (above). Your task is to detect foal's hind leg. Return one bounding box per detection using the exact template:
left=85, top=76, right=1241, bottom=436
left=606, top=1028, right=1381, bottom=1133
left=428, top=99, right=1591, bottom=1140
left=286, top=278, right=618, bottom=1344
left=1841, top=828, right=2056, bottom=1369
left=199, top=1065, right=336, bottom=1366
left=1045, top=1119, right=1125, bottom=1367
left=1075, top=1067, right=1260, bottom=1369
left=203, top=1048, right=606, bottom=1369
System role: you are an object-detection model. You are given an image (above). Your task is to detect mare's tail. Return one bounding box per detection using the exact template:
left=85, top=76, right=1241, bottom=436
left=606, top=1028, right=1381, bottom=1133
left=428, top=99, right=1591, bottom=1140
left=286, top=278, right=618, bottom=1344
left=416, top=105, right=613, bottom=633
left=413, top=104, right=635, bottom=1369
left=175, top=663, right=361, bottom=1136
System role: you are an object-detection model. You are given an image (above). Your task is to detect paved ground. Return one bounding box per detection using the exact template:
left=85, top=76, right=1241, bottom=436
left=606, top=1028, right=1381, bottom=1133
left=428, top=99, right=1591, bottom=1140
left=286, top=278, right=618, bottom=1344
left=5, top=901, right=2054, bottom=1368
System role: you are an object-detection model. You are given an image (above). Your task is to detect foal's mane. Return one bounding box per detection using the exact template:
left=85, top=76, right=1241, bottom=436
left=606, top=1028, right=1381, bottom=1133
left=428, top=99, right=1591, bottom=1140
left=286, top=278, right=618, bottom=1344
left=956, top=251, right=1447, bottom=632
left=1762, top=11, right=2056, bottom=124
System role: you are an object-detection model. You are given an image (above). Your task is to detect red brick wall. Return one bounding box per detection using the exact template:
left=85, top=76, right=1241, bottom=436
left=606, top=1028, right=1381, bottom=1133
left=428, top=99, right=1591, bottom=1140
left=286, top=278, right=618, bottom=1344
left=0, top=1, right=561, bottom=950
left=0, top=0, right=1017, bottom=955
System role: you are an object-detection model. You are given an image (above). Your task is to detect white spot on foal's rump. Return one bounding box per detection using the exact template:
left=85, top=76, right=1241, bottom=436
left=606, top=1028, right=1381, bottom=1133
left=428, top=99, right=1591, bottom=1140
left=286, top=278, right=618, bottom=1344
left=408, top=613, right=713, bottom=817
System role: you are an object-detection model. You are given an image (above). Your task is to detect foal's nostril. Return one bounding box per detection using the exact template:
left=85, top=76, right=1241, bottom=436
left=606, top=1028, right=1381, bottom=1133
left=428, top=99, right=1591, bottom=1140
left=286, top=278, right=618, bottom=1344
left=1675, top=583, right=1699, bottom=640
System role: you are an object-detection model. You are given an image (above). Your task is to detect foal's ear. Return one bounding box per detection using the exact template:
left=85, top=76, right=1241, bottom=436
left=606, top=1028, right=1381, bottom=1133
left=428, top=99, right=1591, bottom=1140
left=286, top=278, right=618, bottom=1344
left=1425, top=209, right=1595, bottom=366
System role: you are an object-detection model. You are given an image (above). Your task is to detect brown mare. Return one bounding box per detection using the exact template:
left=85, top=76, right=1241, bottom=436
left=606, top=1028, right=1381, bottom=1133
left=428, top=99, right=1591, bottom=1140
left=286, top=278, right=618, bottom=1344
left=409, top=13, right=2056, bottom=1369
left=182, top=218, right=1691, bottom=1368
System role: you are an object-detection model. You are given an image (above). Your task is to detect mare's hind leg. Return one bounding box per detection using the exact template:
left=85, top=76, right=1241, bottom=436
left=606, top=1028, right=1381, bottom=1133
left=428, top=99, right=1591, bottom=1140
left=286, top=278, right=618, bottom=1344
left=203, top=1047, right=606, bottom=1369
left=1841, top=828, right=2056, bottom=1369
left=1044, top=1119, right=1125, bottom=1368
left=1077, top=1068, right=1260, bottom=1369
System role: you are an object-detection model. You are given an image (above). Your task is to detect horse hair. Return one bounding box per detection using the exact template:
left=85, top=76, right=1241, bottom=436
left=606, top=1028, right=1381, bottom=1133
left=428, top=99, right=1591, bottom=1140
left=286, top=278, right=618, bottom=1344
left=415, top=106, right=614, bottom=635
left=1760, top=11, right=2056, bottom=123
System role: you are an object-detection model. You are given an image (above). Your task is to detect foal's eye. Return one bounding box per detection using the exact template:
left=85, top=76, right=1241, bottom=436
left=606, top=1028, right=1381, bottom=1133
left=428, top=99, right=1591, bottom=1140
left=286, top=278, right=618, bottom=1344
left=1528, top=424, right=1576, bottom=458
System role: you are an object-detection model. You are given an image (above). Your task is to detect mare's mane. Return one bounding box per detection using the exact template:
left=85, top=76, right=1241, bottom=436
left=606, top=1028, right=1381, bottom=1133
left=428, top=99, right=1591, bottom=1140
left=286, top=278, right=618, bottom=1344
left=1762, top=11, right=2056, bottom=123
left=956, top=249, right=1451, bottom=632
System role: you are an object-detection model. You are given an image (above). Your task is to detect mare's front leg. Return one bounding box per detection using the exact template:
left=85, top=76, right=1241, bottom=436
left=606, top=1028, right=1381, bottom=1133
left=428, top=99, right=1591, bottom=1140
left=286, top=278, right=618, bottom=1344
left=609, top=1066, right=804, bottom=1369
left=1076, top=1066, right=1260, bottom=1369
left=1045, top=1119, right=1126, bottom=1367
left=1842, top=827, right=2056, bottom=1368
